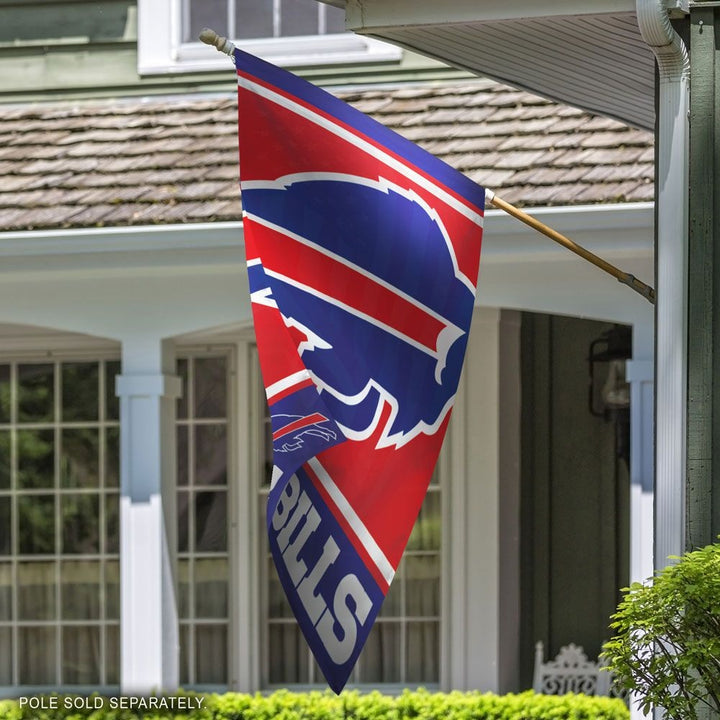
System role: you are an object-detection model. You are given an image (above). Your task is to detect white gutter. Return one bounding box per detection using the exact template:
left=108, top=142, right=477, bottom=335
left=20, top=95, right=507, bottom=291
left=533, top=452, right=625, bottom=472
left=0, top=204, right=654, bottom=258
left=0, top=221, right=244, bottom=257
left=635, top=0, right=690, bottom=567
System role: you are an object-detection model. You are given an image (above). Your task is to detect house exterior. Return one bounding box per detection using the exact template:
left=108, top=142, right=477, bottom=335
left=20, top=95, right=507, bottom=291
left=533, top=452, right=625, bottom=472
left=0, top=0, right=655, bottom=700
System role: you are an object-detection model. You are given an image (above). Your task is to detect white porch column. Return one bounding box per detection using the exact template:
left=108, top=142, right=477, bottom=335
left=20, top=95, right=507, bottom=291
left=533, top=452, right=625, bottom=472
left=627, top=324, right=654, bottom=720
left=627, top=324, right=654, bottom=585
left=117, top=338, right=182, bottom=693
left=446, top=308, right=521, bottom=692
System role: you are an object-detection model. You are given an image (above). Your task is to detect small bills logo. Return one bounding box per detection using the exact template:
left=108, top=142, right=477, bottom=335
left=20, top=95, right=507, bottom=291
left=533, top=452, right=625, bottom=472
left=272, top=412, right=338, bottom=453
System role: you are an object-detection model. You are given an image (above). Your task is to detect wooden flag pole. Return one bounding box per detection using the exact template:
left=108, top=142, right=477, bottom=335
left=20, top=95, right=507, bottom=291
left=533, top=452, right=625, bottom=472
left=486, top=190, right=655, bottom=304
left=198, top=30, right=655, bottom=305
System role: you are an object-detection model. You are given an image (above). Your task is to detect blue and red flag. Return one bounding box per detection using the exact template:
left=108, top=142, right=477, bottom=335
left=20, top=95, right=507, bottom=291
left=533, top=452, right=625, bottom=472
left=235, top=47, right=484, bottom=692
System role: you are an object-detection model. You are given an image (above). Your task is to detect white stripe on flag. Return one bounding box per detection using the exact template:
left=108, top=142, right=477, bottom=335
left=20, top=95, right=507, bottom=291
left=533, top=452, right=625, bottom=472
left=266, top=370, right=312, bottom=401
left=307, top=456, right=395, bottom=587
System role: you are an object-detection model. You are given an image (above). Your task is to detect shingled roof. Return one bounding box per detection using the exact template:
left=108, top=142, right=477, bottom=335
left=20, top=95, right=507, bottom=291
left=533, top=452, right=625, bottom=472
left=0, top=79, right=654, bottom=232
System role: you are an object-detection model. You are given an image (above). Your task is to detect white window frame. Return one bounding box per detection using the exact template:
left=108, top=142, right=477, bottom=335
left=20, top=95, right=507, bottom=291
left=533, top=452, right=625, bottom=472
left=174, top=346, right=235, bottom=692
left=0, top=347, right=122, bottom=696
left=137, top=0, right=401, bottom=76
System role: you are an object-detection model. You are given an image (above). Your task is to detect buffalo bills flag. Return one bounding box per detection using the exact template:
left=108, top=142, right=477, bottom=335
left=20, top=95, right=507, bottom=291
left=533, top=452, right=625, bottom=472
left=236, top=47, right=484, bottom=692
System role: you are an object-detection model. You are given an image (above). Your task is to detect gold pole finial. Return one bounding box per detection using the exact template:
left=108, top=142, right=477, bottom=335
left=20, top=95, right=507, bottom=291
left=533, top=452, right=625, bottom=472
left=199, top=27, right=236, bottom=57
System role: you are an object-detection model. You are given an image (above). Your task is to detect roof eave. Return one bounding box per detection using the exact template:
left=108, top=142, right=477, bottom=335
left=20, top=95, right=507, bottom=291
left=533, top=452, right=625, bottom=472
left=326, top=0, right=658, bottom=130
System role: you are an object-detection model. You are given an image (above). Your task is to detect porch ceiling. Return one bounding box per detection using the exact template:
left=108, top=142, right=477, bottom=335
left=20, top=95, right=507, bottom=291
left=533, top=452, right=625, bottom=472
left=332, top=1, right=657, bottom=130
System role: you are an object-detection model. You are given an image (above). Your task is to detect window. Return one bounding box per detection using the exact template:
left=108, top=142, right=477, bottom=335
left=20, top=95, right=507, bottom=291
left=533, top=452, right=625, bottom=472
left=182, top=0, right=345, bottom=43
left=137, top=0, right=401, bottom=75
left=0, top=358, right=120, bottom=689
left=256, top=368, right=442, bottom=687
left=176, top=352, right=232, bottom=688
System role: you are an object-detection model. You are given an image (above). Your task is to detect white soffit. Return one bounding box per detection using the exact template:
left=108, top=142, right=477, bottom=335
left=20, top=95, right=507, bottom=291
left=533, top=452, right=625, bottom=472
left=346, top=9, right=656, bottom=130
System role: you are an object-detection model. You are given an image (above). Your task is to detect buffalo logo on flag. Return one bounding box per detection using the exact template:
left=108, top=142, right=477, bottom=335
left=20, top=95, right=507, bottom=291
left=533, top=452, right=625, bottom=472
left=236, top=48, right=484, bottom=692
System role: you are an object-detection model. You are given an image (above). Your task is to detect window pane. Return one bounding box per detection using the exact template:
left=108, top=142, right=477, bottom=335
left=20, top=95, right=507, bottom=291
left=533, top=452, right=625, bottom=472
left=177, top=425, right=188, bottom=487
left=195, top=558, right=228, bottom=618
left=281, top=0, right=319, bottom=37
left=379, top=560, right=402, bottom=617
left=105, top=361, right=120, bottom=421
left=195, top=424, right=227, bottom=486
left=18, top=561, right=55, bottom=620
left=106, top=624, right=120, bottom=685
left=0, top=364, right=9, bottom=423
left=61, top=560, right=100, bottom=620
left=18, top=494, right=55, bottom=554
left=195, top=623, right=227, bottom=684
left=62, top=362, right=98, bottom=422
left=0, top=496, right=9, bottom=555
left=105, top=560, right=120, bottom=620
left=268, top=624, right=308, bottom=684
left=62, top=494, right=99, bottom=554
left=325, top=4, right=345, bottom=33
left=235, top=0, right=273, bottom=39
left=106, top=492, right=119, bottom=554
left=406, top=621, right=439, bottom=683
left=178, top=559, right=190, bottom=618
left=0, top=430, right=10, bottom=490
left=406, top=555, right=440, bottom=617
left=18, top=363, right=54, bottom=423
left=63, top=625, right=100, bottom=684
left=177, top=359, right=188, bottom=420
left=178, top=490, right=189, bottom=553
left=186, top=0, right=228, bottom=43
left=194, top=357, right=227, bottom=418
left=359, top=622, right=401, bottom=683
left=105, top=426, right=119, bottom=488
left=19, top=626, right=56, bottom=684
left=179, top=624, right=191, bottom=685
left=0, top=562, right=11, bottom=620
left=17, top=429, right=54, bottom=489
left=195, top=491, right=227, bottom=551
left=0, top=627, right=11, bottom=684
left=61, top=428, right=99, bottom=488
left=407, top=490, right=440, bottom=551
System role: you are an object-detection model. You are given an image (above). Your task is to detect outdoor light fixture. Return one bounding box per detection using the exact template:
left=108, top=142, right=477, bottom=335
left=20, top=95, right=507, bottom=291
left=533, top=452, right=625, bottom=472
left=588, top=324, right=632, bottom=465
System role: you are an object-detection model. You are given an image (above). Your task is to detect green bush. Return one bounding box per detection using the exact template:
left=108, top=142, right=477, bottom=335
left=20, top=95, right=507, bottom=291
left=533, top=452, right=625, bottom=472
left=602, top=541, right=720, bottom=719
left=0, top=689, right=628, bottom=720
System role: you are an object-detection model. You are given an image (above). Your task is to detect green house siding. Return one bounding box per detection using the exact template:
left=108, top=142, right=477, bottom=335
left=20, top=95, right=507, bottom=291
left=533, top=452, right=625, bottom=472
left=688, top=6, right=720, bottom=551
left=0, top=0, right=469, bottom=102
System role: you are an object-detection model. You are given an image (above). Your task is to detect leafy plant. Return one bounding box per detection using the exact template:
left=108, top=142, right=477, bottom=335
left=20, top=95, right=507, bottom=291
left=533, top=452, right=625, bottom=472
left=602, top=541, right=720, bottom=719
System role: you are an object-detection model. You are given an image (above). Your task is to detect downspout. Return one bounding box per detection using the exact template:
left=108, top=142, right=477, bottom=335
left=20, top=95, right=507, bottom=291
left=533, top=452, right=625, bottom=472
left=635, top=1, right=690, bottom=569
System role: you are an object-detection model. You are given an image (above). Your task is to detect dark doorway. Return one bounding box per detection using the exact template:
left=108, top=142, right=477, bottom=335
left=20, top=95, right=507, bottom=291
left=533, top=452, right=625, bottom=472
left=518, top=313, right=630, bottom=688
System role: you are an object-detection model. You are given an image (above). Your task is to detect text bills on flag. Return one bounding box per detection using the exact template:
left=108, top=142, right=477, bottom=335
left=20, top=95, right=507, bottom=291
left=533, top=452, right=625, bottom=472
left=235, top=47, right=485, bottom=692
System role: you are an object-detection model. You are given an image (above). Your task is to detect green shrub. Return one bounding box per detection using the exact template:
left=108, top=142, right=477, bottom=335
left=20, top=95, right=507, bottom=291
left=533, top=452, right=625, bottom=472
left=0, top=689, right=628, bottom=720
left=602, top=541, right=720, bottom=719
